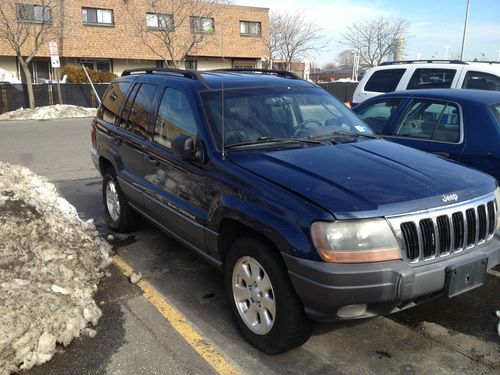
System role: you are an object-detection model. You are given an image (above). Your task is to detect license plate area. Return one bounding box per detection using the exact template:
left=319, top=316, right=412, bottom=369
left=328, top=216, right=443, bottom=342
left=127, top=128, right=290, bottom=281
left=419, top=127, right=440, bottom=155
left=444, top=258, right=487, bottom=298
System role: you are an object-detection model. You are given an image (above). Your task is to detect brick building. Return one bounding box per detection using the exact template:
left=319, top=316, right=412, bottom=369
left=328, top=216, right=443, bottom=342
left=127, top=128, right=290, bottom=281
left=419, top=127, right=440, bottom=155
left=0, top=0, right=269, bottom=83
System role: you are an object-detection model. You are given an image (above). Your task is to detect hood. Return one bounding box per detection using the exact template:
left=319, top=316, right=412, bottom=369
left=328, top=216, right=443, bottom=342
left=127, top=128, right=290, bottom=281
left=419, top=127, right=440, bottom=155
left=229, top=140, right=497, bottom=219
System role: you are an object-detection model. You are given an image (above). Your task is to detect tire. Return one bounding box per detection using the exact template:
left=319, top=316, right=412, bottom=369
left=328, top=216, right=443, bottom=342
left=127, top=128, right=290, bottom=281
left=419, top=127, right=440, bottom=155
left=102, top=168, right=140, bottom=233
left=224, top=236, right=311, bottom=354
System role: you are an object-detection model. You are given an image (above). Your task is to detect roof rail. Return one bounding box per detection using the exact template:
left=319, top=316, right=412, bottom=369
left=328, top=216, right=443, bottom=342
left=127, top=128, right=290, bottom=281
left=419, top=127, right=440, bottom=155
left=209, top=68, right=301, bottom=80
left=468, top=60, right=500, bottom=65
left=379, top=60, right=468, bottom=66
left=121, top=67, right=207, bottom=85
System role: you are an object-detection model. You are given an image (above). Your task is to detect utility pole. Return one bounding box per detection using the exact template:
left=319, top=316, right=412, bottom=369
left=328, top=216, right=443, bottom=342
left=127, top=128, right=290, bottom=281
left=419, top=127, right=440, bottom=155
left=497, top=49, right=500, bottom=62
left=460, top=0, right=470, bottom=60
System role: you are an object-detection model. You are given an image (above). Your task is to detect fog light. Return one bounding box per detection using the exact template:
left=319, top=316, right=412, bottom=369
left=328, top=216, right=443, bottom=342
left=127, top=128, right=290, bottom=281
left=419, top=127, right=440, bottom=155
left=336, top=304, right=367, bottom=318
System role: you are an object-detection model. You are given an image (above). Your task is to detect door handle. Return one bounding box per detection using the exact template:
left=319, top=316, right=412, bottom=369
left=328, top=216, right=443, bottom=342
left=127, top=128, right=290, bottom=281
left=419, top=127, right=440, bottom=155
left=144, top=155, right=160, bottom=166
left=112, top=137, right=122, bottom=146
left=432, top=151, right=450, bottom=159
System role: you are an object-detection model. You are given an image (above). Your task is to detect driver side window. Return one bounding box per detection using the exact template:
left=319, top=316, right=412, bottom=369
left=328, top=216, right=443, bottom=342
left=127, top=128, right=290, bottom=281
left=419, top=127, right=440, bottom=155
left=154, top=88, right=197, bottom=149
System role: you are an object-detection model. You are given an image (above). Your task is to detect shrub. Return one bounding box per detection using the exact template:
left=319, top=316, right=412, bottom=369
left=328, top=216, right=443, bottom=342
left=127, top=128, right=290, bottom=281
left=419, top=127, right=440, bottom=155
left=61, top=65, right=117, bottom=83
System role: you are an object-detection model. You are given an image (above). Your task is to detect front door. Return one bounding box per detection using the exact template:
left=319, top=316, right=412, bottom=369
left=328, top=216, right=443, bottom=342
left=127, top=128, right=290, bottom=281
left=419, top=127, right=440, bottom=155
left=142, top=85, right=208, bottom=251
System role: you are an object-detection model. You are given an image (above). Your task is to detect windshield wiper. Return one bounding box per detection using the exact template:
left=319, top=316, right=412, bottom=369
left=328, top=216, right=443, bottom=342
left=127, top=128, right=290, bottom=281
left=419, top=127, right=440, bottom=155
left=309, top=131, right=380, bottom=141
left=225, top=136, right=323, bottom=149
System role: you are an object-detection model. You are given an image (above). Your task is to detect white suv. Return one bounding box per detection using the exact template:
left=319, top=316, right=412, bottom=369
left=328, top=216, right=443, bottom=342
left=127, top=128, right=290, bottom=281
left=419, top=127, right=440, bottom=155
left=352, top=60, right=500, bottom=106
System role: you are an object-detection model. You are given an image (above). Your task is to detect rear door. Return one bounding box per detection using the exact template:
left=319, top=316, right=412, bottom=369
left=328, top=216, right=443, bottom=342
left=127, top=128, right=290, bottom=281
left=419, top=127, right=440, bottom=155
left=142, top=82, right=209, bottom=252
left=403, top=67, right=461, bottom=90
left=114, top=80, right=160, bottom=206
left=384, top=98, right=466, bottom=160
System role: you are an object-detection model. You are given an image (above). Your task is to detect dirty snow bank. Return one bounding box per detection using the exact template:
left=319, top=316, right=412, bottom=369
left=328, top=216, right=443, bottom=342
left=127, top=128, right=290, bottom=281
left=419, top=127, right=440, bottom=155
left=0, top=162, right=111, bottom=375
left=0, top=105, right=96, bottom=121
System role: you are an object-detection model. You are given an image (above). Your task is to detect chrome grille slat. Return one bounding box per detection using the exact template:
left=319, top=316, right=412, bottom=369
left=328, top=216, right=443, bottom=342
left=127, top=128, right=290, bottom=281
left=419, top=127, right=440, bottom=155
left=388, top=193, right=497, bottom=265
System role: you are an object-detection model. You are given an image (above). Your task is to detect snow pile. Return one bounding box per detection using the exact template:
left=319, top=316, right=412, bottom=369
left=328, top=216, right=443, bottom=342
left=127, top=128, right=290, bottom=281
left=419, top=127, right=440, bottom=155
left=0, top=162, right=111, bottom=374
left=0, top=105, right=96, bottom=121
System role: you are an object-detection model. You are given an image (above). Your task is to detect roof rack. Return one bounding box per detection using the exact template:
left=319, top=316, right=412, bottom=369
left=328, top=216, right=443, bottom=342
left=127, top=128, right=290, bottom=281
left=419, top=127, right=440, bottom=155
left=379, top=60, right=468, bottom=66
left=121, top=67, right=208, bottom=86
left=209, top=68, right=301, bottom=80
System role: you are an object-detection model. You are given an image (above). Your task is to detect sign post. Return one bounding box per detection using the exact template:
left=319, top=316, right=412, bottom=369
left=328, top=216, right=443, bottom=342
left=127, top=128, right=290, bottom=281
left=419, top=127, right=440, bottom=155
left=48, top=41, right=63, bottom=104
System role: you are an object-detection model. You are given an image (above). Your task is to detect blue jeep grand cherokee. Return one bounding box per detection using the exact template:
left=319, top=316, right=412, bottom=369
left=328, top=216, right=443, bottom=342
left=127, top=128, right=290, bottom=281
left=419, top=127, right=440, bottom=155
left=91, top=68, right=500, bottom=354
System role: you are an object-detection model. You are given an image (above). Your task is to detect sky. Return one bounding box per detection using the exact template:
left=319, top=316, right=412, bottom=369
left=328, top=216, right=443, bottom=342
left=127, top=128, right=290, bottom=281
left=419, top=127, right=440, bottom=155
left=235, top=0, right=500, bottom=67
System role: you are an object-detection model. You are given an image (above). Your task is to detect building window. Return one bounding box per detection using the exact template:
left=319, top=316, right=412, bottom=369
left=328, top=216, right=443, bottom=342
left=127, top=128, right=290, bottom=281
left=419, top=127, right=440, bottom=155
left=82, top=7, right=114, bottom=25
left=16, top=4, right=52, bottom=23
left=81, top=59, right=112, bottom=72
left=240, top=21, right=261, bottom=36
left=146, top=13, right=174, bottom=31
left=190, top=17, right=214, bottom=34
left=185, top=60, right=197, bottom=70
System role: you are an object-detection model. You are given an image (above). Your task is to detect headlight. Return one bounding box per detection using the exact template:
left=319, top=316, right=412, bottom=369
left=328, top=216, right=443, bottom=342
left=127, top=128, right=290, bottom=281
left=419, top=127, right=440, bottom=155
left=495, top=187, right=500, bottom=230
left=311, top=218, right=401, bottom=263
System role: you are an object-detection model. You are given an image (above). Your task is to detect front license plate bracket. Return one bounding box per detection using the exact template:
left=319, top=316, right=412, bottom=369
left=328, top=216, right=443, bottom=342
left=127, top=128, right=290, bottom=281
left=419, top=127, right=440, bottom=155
left=444, top=258, right=488, bottom=298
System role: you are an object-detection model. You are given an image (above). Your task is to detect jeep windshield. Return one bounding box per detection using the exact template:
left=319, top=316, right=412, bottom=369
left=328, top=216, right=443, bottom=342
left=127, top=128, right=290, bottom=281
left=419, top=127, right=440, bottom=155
left=201, top=86, right=374, bottom=149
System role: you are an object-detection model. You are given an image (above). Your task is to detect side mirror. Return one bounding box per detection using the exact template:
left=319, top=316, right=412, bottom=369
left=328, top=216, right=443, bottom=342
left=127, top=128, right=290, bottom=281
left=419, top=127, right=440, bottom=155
left=171, top=134, right=202, bottom=162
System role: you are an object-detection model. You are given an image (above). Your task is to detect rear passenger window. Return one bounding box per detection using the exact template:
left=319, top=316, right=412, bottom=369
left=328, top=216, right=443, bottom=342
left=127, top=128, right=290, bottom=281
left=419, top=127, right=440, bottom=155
left=154, top=88, right=197, bottom=149
left=354, top=98, right=402, bottom=133
left=100, top=81, right=131, bottom=123
left=462, top=71, right=500, bottom=91
left=407, top=69, right=456, bottom=89
left=364, top=69, right=406, bottom=93
left=123, top=83, right=158, bottom=138
left=395, top=100, right=460, bottom=142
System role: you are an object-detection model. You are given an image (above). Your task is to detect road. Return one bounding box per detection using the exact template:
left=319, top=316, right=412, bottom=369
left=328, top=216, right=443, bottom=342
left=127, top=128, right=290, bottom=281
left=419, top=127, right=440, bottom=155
left=1, top=118, right=499, bottom=375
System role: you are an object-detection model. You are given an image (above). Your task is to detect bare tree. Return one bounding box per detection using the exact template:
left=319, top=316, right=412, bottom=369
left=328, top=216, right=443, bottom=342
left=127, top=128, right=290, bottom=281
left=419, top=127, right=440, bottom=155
left=269, top=11, right=327, bottom=70
left=341, top=16, right=409, bottom=67
left=336, top=49, right=355, bottom=68
left=126, top=0, right=227, bottom=68
left=0, top=0, right=60, bottom=109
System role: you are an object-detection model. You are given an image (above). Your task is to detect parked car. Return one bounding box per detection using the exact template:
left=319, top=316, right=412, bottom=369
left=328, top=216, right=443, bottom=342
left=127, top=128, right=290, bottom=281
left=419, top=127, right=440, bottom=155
left=352, top=60, right=500, bottom=106
left=353, top=88, right=500, bottom=181
left=91, top=68, right=500, bottom=354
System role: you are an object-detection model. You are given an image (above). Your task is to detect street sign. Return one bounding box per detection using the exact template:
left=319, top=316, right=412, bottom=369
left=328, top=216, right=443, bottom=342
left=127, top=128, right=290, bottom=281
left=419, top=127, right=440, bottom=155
left=48, top=41, right=59, bottom=56
left=50, top=56, right=60, bottom=68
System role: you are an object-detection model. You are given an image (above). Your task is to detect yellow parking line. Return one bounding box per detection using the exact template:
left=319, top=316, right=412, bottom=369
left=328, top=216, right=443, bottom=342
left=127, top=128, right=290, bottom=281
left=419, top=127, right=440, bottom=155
left=112, top=255, right=241, bottom=375
left=488, top=269, right=500, bottom=278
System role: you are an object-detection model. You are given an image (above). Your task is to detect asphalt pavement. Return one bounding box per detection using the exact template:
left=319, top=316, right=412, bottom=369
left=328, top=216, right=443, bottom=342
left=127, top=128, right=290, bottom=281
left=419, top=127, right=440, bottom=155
left=1, top=118, right=499, bottom=375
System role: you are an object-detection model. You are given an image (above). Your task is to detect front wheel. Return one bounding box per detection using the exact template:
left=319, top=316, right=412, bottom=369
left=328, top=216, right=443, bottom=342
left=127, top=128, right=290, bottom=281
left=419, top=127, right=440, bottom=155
left=224, top=237, right=311, bottom=354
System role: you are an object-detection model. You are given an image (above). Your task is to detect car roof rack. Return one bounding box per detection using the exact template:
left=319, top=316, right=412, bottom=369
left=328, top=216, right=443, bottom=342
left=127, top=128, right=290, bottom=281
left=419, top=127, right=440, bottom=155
left=209, top=68, right=301, bottom=80
left=379, top=60, right=468, bottom=66
left=121, top=67, right=208, bottom=86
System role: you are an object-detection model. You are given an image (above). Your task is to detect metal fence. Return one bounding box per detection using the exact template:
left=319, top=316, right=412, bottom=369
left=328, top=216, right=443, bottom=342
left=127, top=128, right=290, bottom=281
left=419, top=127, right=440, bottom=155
left=317, top=82, right=358, bottom=102
left=0, top=81, right=359, bottom=115
left=0, top=83, right=109, bottom=114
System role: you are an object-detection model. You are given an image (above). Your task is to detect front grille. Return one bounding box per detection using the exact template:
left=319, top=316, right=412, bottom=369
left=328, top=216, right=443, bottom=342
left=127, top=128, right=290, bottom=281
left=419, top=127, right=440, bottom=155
left=389, top=194, right=497, bottom=264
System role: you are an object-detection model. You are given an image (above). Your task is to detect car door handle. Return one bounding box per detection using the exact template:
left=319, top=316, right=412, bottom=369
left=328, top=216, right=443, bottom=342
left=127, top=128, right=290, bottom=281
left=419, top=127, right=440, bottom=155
left=112, top=136, right=122, bottom=146
left=144, top=155, right=160, bottom=166
left=433, top=152, right=450, bottom=159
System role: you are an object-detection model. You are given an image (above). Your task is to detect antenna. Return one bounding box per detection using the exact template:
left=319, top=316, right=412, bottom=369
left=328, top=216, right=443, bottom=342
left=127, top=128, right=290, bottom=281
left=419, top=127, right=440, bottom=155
left=220, top=17, right=225, bottom=161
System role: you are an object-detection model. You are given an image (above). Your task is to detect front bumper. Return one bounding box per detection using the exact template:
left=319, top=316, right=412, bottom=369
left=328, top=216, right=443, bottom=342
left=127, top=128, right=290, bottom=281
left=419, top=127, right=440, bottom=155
left=283, top=233, right=500, bottom=322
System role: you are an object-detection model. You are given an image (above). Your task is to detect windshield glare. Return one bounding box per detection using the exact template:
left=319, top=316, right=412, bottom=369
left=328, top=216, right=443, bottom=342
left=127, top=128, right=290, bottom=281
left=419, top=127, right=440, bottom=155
left=201, top=87, right=373, bottom=148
